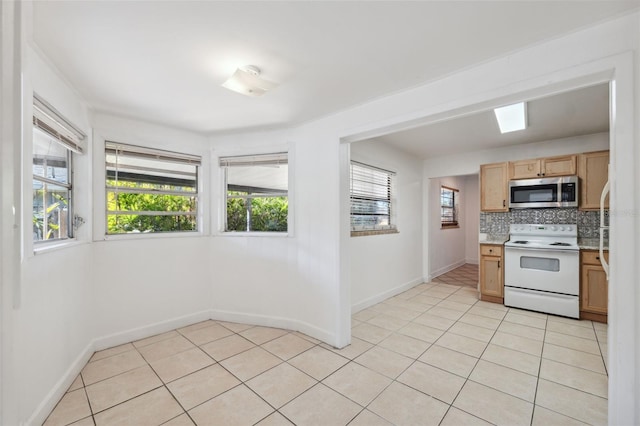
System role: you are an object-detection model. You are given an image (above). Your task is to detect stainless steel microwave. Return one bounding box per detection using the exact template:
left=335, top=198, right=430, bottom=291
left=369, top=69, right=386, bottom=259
left=509, top=176, right=578, bottom=209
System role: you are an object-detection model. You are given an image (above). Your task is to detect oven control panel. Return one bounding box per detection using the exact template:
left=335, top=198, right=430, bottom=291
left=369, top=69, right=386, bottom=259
left=509, top=224, right=576, bottom=237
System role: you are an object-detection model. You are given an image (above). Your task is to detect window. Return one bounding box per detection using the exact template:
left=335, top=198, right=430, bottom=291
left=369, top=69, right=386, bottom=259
left=105, top=142, right=200, bottom=234
left=220, top=153, right=288, bottom=232
left=441, top=186, right=459, bottom=228
left=32, top=95, right=85, bottom=243
left=350, top=161, right=396, bottom=232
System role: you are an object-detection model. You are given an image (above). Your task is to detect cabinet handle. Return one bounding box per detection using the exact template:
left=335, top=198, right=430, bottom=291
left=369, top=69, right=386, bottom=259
left=498, top=261, right=500, bottom=268
left=596, top=256, right=600, bottom=260
left=503, top=200, right=506, bottom=207
left=489, top=249, right=493, bottom=253
left=537, top=173, right=540, bottom=176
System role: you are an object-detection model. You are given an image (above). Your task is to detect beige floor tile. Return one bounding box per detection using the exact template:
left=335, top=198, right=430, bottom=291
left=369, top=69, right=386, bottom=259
left=239, top=326, right=289, bottom=345
left=536, top=379, right=607, bottom=425
left=352, top=322, right=393, bottom=344
left=546, top=321, right=597, bottom=340
left=473, top=301, right=509, bottom=312
left=86, top=365, right=162, bottom=413
left=179, top=323, right=234, bottom=345
left=435, top=332, right=487, bottom=358
left=377, top=305, right=422, bottom=321
left=368, top=381, right=449, bottom=426
left=133, top=330, right=180, bottom=348
left=457, top=313, right=501, bottom=330
left=44, top=389, right=91, bottom=426
left=367, top=313, right=410, bottom=331
left=255, top=412, right=294, bottom=426
left=167, top=364, right=241, bottom=410
left=81, top=349, right=147, bottom=385
left=507, top=308, right=548, bottom=320
left=410, top=294, right=442, bottom=307
left=531, top=406, right=588, bottom=426
left=542, top=343, right=606, bottom=374
left=137, top=335, right=196, bottom=363
left=262, top=333, right=315, bottom=360
left=468, top=305, right=507, bottom=320
left=419, top=345, right=478, bottom=378
left=188, top=384, right=274, bottom=426
left=94, top=387, right=183, bottom=426
left=163, top=413, right=195, bottom=426
left=397, top=361, right=466, bottom=404
left=68, top=417, right=95, bottom=426
left=437, top=299, right=474, bottom=312
left=447, top=294, right=480, bottom=305
left=200, top=334, right=255, bottom=361
left=440, top=407, right=493, bottom=426
left=292, top=331, right=321, bottom=344
left=322, top=337, right=373, bottom=360
left=397, top=322, right=444, bottom=343
left=504, top=311, right=547, bottom=329
left=288, top=346, right=349, bottom=380
left=469, top=360, right=537, bottom=402
left=377, top=332, right=431, bottom=359
left=324, top=362, right=391, bottom=406
left=449, top=322, right=495, bottom=343
left=148, top=347, right=215, bottom=383
left=90, top=343, right=135, bottom=362
left=539, top=358, right=608, bottom=398
left=547, top=315, right=593, bottom=329
left=218, top=321, right=255, bottom=333
left=427, top=306, right=465, bottom=320
left=355, top=346, right=413, bottom=379
left=498, top=321, right=545, bottom=341
left=352, top=308, right=379, bottom=322
left=246, top=362, right=316, bottom=408
left=491, top=331, right=542, bottom=356
left=220, top=346, right=281, bottom=381
left=348, top=409, right=393, bottom=426
left=280, top=384, right=361, bottom=425
left=453, top=381, right=533, bottom=425
left=67, top=375, right=84, bottom=392
left=384, top=298, right=430, bottom=313
left=481, top=344, right=540, bottom=376
left=177, top=320, right=217, bottom=334
left=412, top=312, right=456, bottom=330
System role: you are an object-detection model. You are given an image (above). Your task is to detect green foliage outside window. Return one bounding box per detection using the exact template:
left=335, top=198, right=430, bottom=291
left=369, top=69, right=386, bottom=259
left=226, top=192, right=288, bottom=232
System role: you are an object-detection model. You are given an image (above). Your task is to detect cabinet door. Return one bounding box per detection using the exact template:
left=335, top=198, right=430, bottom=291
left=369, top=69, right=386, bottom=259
left=509, top=159, right=540, bottom=179
left=480, top=255, right=503, bottom=298
left=578, top=150, right=609, bottom=210
left=542, top=155, right=577, bottom=177
left=581, top=264, right=608, bottom=314
left=480, top=162, right=508, bottom=211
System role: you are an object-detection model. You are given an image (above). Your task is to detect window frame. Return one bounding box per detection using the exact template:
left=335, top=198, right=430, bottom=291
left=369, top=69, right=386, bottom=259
left=440, top=185, right=459, bottom=228
left=219, top=152, right=289, bottom=234
left=350, top=161, right=397, bottom=236
left=104, top=141, right=202, bottom=236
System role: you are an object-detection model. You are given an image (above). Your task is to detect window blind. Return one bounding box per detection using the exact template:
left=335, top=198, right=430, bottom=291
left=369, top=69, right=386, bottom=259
left=219, top=152, right=287, bottom=167
left=33, top=94, right=86, bottom=154
left=350, top=161, right=396, bottom=230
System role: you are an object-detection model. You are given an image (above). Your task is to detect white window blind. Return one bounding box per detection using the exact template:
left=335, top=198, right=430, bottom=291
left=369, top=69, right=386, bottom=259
left=350, top=161, right=396, bottom=231
left=33, top=94, right=86, bottom=154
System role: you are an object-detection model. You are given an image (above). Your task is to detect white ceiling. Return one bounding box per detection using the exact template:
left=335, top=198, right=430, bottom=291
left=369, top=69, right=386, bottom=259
left=32, top=1, right=638, bottom=136
left=370, top=83, right=610, bottom=158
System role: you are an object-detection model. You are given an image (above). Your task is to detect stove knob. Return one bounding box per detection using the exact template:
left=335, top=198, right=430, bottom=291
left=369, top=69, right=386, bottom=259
left=551, top=226, right=557, bottom=231
left=559, top=226, right=565, bottom=231
left=567, top=226, right=573, bottom=231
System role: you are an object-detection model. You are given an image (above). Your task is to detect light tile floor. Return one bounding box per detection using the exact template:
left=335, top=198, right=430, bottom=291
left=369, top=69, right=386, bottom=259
left=432, top=263, right=479, bottom=288
left=45, top=281, right=608, bottom=426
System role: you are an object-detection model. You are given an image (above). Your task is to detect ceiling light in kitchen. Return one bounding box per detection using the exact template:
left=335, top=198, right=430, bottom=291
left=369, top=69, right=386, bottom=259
left=222, top=65, right=277, bottom=97
left=494, top=102, right=527, bottom=133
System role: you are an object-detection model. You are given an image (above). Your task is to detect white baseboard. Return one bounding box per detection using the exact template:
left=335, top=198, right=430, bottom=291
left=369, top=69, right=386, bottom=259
left=27, top=342, right=94, bottom=426
left=465, top=258, right=479, bottom=265
left=429, top=259, right=466, bottom=281
left=351, top=277, right=423, bottom=314
left=210, top=309, right=335, bottom=346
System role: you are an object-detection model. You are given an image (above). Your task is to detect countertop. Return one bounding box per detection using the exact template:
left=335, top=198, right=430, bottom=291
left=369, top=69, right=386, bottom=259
left=578, top=238, right=609, bottom=251
left=478, top=234, right=509, bottom=245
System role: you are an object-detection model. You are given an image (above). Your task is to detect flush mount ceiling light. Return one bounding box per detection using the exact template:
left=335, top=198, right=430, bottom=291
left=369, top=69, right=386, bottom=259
left=494, top=102, right=527, bottom=134
left=222, top=65, right=277, bottom=97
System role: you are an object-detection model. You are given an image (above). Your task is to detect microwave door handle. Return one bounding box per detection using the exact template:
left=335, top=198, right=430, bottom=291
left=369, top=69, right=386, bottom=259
left=599, top=176, right=610, bottom=280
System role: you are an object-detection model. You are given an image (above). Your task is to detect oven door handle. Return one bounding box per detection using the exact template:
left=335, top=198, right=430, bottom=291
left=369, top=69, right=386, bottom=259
left=504, top=246, right=578, bottom=254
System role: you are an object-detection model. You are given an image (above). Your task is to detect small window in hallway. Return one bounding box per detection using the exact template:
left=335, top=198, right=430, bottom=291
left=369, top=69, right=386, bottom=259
left=350, top=161, right=397, bottom=235
left=441, top=186, right=459, bottom=228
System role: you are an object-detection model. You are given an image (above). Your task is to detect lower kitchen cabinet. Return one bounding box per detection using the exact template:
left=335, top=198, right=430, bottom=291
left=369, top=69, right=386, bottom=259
left=480, top=244, right=504, bottom=304
left=580, top=250, right=608, bottom=323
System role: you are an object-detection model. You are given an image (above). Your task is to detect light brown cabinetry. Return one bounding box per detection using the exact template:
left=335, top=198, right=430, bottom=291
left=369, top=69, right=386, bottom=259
left=578, top=150, right=609, bottom=210
left=509, top=155, right=577, bottom=180
left=580, top=250, right=608, bottom=323
left=480, top=244, right=503, bottom=303
left=480, top=162, right=508, bottom=212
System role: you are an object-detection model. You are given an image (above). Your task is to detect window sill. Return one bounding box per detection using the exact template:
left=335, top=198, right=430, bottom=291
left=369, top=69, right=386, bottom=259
left=101, top=231, right=204, bottom=242
left=351, top=229, right=398, bottom=237
left=33, top=239, right=88, bottom=255
left=441, top=225, right=460, bottom=230
left=216, top=231, right=290, bottom=238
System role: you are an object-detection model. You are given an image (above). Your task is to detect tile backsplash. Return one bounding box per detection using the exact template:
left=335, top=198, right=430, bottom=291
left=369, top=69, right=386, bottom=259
left=480, top=208, right=609, bottom=238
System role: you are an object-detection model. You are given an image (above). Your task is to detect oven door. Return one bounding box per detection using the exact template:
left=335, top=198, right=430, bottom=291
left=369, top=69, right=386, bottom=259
left=504, top=246, right=579, bottom=295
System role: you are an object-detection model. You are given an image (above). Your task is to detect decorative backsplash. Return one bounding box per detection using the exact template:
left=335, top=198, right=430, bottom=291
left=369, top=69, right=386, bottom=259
left=480, top=208, right=609, bottom=238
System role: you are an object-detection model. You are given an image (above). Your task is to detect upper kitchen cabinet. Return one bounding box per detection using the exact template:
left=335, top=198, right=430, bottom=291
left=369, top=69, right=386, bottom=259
left=578, top=150, right=610, bottom=210
left=509, top=155, right=577, bottom=179
left=480, top=162, right=508, bottom=212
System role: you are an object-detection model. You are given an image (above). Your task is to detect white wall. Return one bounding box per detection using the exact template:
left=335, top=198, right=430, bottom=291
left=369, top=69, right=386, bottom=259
left=464, top=175, right=479, bottom=264
left=349, top=139, right=423, bottom=312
